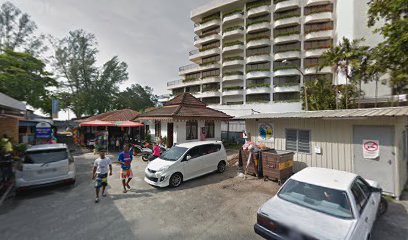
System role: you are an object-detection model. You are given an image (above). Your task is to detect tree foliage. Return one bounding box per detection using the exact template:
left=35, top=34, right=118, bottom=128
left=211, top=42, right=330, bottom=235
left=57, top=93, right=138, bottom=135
left=0, top=1, right=46, bottom=55
left=367, top=0, right=408, bottom=94
left=319, top=37, right=373, bottom=108
left=0, top=49, right=57, bottom=114
left=53, top=29, right=128, bottom=117
left=114, top=84, right=158, bottom=112
left=302, top=78, right=336, bottom=111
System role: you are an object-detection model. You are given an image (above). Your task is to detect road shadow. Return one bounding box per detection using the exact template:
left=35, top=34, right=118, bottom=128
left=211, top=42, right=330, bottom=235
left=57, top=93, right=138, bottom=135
left=372, top=200, right=408, bottom=240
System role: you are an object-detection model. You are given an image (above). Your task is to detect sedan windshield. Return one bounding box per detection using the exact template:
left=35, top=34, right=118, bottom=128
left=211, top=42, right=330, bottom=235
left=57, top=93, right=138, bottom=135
left=160, top=146, right=188, bottom=161
left=278, top=179, right=353, bottom=219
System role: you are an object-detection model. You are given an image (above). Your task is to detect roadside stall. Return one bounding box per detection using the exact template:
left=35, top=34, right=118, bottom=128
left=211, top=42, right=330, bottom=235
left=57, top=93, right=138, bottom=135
left=79, top=120, right=114, bottom=151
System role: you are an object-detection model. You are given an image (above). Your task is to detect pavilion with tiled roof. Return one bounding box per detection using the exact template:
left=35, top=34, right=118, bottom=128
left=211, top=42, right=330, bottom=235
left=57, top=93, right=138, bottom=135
left=137, top=93, right=232, bottom=147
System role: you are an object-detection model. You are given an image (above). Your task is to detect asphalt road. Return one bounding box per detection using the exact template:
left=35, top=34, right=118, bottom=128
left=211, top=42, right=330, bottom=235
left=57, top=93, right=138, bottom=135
left=0, top=152, right=407, bottom=240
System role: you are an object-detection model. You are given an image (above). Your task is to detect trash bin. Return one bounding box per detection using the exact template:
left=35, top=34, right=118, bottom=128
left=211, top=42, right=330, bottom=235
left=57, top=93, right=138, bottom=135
left=240, top=149, right=262, bottom=177
left=261, top=150, right=294, bottom=184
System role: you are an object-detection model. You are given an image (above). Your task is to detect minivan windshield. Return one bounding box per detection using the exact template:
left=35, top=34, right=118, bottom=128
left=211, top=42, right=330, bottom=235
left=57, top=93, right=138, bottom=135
left=160, top=146, right=188, bottom=161
left=25, top=149, right=68, bottom=164
left=278, top=179, right=353, bottom=219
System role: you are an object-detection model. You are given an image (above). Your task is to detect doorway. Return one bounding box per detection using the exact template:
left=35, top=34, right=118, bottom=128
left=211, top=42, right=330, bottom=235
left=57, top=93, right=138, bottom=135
left=167, top=123, right=174, bottom=148
left=353, top=125, right=395, bottom=195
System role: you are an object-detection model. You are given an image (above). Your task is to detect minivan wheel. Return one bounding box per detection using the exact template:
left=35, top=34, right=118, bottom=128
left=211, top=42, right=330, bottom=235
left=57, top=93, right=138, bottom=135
left=169, top=173, right=182, bottom=188
left=217, top=161, right=226, bottom=173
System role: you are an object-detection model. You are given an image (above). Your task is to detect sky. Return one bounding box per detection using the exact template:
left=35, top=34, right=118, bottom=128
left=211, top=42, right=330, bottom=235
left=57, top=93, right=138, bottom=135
left=6, top=0, right=208, bottom=96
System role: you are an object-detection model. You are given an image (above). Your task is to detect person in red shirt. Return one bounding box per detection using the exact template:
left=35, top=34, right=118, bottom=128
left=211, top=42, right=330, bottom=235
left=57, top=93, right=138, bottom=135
left=152, top=142, right=161, bottom=159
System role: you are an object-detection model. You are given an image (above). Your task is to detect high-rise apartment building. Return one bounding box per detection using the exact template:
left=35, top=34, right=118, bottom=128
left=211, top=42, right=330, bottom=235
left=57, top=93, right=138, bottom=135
left=167, top=0, right=387, bottom=116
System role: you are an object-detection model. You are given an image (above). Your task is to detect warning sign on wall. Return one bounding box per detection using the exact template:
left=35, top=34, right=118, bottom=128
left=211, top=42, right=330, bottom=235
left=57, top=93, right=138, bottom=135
left=363, top=139, right=380, bottom=159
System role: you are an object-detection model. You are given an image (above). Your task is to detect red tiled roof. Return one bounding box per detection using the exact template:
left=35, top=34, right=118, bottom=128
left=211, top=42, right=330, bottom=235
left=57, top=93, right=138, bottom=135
left=164, top=93, right=206, bottom=107
left=80, top=109, right=140, bottom=122
left=137, top=93, right=232, bottom=120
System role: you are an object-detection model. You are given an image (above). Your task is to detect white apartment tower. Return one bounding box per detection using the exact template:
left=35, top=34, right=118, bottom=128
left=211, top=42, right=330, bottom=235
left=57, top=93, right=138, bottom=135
left=167, top=0, right=385, bottom=117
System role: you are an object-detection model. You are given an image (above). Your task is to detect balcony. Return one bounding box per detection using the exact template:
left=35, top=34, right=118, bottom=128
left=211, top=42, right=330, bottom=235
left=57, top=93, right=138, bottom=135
left=247, top=38, right=271, bottom=48
left=223, top=11, right=244, bottom=23
left=195, top=90, right=221, bottom=98
left=223, top=72, right=244, bottom=82
left=194, top=33, right=221, bottom=47
left=304, top=48, right=330, bottom=58
left=274, top=16, right=301, bottom=28
left=247, top=21, right=271, bottom=34
left=248, top=5, right=271, bottom=18
left=274, top=84, right=301, bottom=93
left=246, top=70, right=271, bottom=79
left=274, top=0, right=300, bottom=12
left=201, top=76, right=221, bottom=84
left=304, top=11, right=333, bottom=24
left=246, top=54, right=270, bottom=64
left=189, top=48, right=220, bottom=63
left=194, top=19, right=221, bottom=34
left=246, top=85, right=271, bottom=94
left=223, top=59, right=244, bottom=68
left=274, top=50, right=301, bottom=61
left=222, top=42, right=244, bottom=53
left=223, top=88, right=244, bottom=96
left=305, top=66, right=331, bottom=74
left=199, top=62, right=221, bottom=71
left=167, top=80, right=184, bottom=89
left=222, top=27, right=244, bottom=39
left=305, top=29, right=333, bottom=40
left=306, top=0, right=333, bottom=7
left=274, top=33, right=300, bottom=44
left=179, top=64, right=200, bottom=75
left=273, top=67, right=301, bottom=77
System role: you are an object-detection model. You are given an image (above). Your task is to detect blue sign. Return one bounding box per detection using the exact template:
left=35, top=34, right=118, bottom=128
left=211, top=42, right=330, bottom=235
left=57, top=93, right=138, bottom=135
left=35, top=128, right=52, bottom=139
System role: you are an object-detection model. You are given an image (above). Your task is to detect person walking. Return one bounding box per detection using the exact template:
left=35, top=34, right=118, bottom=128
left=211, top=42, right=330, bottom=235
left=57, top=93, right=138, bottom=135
left=92, top=150, right=112, bottom=203
left=152, top=142, right=161, bottom=160
left=1, top=134, right=13, bottom=183
left=118, top=144, right=133, bottom=193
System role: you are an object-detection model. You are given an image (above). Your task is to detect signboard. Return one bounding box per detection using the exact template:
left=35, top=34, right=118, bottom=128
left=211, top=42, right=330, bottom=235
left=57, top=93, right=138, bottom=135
left=35, top=122, right=52, bottom=139
left=52, top=99, right=58, bottom=119
left=257, top=123, right=274, bottom=143
left=363, top=139, right=380, bottom=159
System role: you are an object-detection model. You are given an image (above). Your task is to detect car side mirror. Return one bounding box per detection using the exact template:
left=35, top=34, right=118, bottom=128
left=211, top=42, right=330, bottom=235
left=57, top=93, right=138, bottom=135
left=185, top=155, right=192, bottom=161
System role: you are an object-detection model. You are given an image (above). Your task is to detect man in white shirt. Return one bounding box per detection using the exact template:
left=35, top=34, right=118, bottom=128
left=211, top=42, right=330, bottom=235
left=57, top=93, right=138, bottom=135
left=92, top=150, right=112, bottom=203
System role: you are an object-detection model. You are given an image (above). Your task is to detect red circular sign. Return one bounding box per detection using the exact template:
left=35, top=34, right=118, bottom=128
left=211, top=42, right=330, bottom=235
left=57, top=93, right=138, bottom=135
left=364, top=141, right=379, bottom=152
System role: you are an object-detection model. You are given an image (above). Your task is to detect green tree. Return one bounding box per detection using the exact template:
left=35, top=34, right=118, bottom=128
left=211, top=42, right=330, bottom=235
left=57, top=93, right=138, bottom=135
left=114, top=84, right=158, bottom=112
left=53, top=29, right=128, bottom=117
left=0, top=49, right=57, bottom=114
left=302, top=77, right=336, bottom=111
left=320, top=37, right=372, bottom=108
left=368, top=0, right=408, bottom=94
left=0, top=1, right=46, bottom=55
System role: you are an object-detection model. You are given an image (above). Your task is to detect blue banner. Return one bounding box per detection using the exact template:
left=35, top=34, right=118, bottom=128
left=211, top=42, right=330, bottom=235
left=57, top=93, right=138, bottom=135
left=35, top=128, right=52, bottom=139
left=52, top=99, right=58, bottom=119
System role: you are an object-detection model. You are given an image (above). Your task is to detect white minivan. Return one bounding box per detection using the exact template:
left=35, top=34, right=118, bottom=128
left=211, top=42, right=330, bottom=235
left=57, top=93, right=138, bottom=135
left=144, top=141, right=227, bottom=187
left=15, top=144, right=76, bottom=189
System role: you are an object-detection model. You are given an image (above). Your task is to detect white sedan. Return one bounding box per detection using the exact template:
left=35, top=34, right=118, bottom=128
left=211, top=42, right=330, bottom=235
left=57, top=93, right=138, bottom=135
left=255, top=167, right=388, bottom=240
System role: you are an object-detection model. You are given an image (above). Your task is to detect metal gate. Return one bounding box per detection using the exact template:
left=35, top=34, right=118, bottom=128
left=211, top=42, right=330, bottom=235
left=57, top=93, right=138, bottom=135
left=353, top=126, right=395, bottom=195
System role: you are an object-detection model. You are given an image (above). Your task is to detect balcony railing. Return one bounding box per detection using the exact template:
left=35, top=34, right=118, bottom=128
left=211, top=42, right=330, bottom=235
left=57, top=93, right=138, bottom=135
left=167, top=80, right=183, bottom=87
left=223, top=26, right=244, bottom=33
left=304, top=4, right=333, bottom=15
left=247, top=0, right=271, bottom=11
left=223, top=10, right=244, bottom=19
left=189, top=49, right=199, bottom=56
left=179, top=64, right=199, bottom=72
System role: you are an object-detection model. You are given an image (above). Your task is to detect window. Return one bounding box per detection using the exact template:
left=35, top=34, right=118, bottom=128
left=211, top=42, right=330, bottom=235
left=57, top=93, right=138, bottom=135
left=351, top=178, right=372, bottom=214
left=155, top=121, right=161, bottom=138
left=186, top=121, right=198, bottom=140
left=285, top=129, right=311, bottom=153
left=25, top=149, right=68, bottom=164
left=205, top=121, right=215, bottom=138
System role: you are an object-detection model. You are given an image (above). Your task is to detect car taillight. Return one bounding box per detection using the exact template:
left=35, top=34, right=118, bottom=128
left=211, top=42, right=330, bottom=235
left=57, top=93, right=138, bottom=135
left=257, top=212, right=277, bottom=231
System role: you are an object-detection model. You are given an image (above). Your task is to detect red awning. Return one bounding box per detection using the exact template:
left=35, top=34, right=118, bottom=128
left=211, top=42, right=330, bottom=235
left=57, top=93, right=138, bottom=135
left=79, top=120, right=115, bottom=127
left=114, top=121, right=144, bottom=127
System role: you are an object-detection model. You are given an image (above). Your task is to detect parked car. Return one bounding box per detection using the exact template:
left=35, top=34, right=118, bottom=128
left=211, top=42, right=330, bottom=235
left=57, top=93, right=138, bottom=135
left=144, top=141, right=227, bottom=187
left=254, top=167, right=388, bottom=240
left=15, top=144, right=76, bottom=190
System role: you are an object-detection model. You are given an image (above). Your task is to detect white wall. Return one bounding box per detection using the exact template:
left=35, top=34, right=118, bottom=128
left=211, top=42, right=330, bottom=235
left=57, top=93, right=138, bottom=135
left=210, top=102, right=302, bottom=118
left=246, top=116, right=407, bottom=198
left=173, top=120, right=222, bottom=144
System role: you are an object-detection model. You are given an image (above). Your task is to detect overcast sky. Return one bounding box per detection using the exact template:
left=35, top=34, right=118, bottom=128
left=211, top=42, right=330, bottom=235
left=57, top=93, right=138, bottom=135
left=6, top=0, right=209, bottom=95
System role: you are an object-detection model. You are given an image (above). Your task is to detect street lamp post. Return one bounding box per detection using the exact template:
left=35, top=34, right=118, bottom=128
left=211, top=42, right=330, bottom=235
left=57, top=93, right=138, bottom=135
left=282, top=60, right=308, bottom=111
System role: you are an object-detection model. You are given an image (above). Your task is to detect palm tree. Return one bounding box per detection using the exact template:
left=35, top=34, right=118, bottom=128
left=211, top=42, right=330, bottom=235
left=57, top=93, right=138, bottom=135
left=302, top=77, right=336, bottom=111
left=320, top=37, right=372, bottom=109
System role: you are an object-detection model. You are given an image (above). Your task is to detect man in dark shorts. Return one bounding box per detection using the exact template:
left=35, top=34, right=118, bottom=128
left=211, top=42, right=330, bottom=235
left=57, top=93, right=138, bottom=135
left=92, top=150, right=112, bottom=203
